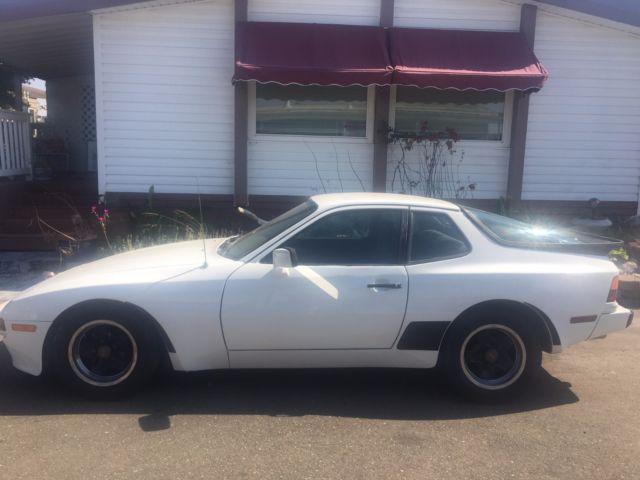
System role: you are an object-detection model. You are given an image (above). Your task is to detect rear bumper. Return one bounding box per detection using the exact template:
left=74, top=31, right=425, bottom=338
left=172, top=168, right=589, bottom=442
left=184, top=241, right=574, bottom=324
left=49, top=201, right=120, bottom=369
left=589, top=305, right=633, bottom=339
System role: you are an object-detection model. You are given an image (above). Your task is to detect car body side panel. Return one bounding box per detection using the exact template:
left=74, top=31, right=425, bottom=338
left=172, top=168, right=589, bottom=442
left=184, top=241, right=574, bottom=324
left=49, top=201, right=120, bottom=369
left=402, top=210, right=620, bottom=352
left=136, top=264, right=238, bottom=371
left=1, top=239, right=239, bottom=375
left=221, top=263, right=409, bottom=351
left=228, top=348, right=437, bottom=369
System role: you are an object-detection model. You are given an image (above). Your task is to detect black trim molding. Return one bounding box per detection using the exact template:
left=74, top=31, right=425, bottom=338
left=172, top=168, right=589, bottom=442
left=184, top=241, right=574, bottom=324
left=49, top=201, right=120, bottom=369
left=397, top=321, right=451, bottom=350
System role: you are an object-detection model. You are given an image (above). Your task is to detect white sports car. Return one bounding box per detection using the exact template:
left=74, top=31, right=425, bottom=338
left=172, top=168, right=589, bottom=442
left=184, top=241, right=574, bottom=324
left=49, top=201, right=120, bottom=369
left=0, top=193, right=632, bottom=401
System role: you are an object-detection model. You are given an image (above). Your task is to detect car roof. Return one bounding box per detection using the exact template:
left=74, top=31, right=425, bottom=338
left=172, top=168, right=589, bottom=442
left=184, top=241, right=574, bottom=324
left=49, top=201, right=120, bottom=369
left=309, top=192, right=460, bottom=211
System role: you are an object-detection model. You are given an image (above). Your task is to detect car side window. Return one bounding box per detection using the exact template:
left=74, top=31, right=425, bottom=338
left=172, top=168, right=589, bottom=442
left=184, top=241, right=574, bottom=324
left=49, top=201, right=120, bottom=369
left=269, top=209, right=405, bottom=266
left=410, top=211, right=469, bottom=263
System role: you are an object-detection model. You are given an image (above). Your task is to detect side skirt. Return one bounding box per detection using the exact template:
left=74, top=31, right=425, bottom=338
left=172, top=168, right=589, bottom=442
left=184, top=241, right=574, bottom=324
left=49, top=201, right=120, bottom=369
left=227, top=349, right=438, bottom=369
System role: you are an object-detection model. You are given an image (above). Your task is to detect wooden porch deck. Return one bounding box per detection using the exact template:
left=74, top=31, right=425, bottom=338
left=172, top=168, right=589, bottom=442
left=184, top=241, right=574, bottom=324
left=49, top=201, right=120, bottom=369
left=0, top=173, right=98, bottom=251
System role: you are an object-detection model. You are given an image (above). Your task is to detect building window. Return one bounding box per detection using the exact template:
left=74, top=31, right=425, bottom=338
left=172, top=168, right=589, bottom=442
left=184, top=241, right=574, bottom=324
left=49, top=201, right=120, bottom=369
left=254, top=83, right=369, bottom=138
left=393, top=87, right=509, bottom=141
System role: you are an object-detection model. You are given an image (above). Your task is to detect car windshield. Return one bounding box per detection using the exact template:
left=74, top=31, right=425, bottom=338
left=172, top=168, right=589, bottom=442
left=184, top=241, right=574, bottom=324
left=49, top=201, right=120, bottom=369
left=220, top=200, right=318, bottom=260
left=463, top=207, right=604, bottom=245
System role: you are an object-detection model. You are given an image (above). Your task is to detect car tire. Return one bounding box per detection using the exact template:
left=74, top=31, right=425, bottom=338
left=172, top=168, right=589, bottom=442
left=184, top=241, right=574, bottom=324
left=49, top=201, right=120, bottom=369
left=440, top=311, right=542, bottom=402
left=51, top=308, right=160, bottom=400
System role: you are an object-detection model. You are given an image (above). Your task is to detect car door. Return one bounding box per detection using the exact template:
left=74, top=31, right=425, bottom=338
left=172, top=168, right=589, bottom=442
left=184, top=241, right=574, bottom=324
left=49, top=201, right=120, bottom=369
left=221, top=206, right=409, bottom=350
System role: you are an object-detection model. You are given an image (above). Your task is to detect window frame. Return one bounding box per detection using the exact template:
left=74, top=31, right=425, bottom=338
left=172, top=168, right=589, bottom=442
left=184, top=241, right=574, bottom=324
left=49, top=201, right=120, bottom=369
left=248, top=81, right=376, bottom=144
left=407, top=207, right=472, bottom=265
left=252, top=205, right=410, bottom=267
left=388, top=85, right=514, bottom=147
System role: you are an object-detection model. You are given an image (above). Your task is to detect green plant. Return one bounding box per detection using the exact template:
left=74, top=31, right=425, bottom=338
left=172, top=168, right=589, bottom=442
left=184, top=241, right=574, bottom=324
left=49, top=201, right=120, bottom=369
left=609, top=247, right=629, bottom=264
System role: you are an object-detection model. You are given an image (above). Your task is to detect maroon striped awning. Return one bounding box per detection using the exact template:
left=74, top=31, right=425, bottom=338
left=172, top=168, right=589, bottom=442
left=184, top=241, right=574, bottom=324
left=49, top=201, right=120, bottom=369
left=390, top=28, right=548, bottom=92
left=233, top=22, right=393, bottom=87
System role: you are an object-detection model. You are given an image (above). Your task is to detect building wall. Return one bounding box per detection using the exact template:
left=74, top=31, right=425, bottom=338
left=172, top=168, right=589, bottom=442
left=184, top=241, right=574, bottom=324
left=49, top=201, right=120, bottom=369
left=387, top=0, right=521, bottom=200
left=393, top=0, right=520, bottom=30
left=46, top=74, right=94, bottom=172
left=247, top=0, right=521, bottom=199
left=523, top=10, right=640, bottom=203
left=93, top=0, right=640, bottom=207
left=245, top=0, right=380, bottom=196
left=93, top=0, right=235, bottom=195
left=248, top=0, right=381, bottom=25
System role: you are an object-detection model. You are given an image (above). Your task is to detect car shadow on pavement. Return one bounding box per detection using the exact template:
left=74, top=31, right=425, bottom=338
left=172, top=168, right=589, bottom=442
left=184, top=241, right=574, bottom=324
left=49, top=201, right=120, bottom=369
left=0, top=344, right=578, bottom=431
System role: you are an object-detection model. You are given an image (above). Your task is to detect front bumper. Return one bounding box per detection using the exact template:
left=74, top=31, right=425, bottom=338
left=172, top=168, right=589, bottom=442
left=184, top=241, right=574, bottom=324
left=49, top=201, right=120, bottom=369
left=589, top=304, right=633, bottom=339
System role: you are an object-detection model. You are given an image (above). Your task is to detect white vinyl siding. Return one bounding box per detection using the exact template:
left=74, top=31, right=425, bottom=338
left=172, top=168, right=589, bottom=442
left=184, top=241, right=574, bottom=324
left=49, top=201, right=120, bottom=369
left=246, top=0, right=379, bottom=196
left=523, top=11, right=640, bottom=202
left=387, top=0, right=520, bottom=200
left=386, top=140, right=511, bottom=199
left=393, top=0, right=520, bottom=31
left=248, top=0, right=380, bottom=26
left=248, top=141, right=373, bottom=196
left=93, top=0, right=234, bottom=195
left=90, top=0, right=640, bottom=205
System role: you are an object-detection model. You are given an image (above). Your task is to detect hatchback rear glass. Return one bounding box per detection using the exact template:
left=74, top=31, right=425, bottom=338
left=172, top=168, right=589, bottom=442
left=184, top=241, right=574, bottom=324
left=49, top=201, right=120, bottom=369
left=463, top=207, right=623, bottom=254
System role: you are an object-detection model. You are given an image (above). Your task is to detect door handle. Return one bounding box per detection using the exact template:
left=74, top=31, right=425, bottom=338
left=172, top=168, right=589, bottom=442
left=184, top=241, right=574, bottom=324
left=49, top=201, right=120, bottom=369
left=367, top=283, right=402, bottom=290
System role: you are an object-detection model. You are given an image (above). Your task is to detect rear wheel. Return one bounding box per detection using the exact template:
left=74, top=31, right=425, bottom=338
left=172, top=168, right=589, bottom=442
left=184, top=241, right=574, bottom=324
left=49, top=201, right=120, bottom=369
left=441, top=312, right=541, bottom=402
left=52, top=310, right=160, bottom=399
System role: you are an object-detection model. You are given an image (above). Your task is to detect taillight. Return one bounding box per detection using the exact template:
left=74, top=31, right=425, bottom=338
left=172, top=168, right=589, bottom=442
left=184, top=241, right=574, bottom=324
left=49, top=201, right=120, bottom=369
left=607, top=276, right=619, bottom=303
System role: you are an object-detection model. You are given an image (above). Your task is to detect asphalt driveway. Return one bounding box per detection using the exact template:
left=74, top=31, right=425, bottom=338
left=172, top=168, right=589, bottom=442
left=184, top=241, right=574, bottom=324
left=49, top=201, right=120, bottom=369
left=0, top=316, right=638, bottom=479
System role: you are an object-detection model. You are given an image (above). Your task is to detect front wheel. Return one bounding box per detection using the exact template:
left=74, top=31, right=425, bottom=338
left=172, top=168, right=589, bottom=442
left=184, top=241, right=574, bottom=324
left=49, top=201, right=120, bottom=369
left=441, top=313, right=542, bottom=402
left=51, top=311, right=160, bottom=399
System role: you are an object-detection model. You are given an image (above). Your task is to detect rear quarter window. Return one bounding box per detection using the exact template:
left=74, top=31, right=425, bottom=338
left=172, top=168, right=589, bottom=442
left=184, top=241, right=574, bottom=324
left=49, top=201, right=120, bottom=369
left=409, top=211, right=470, bottom=263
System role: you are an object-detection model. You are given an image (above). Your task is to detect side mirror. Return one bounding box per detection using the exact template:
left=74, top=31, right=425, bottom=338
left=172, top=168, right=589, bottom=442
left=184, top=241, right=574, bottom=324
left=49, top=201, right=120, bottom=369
left=272, top=247, right=297, bottom=269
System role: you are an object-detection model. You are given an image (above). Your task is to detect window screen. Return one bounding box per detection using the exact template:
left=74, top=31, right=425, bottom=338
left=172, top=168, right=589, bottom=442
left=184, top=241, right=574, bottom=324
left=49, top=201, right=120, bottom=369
left=394, top=87, right=506, bottom=141
left=278, top=209, right=405, bottom=265
left=410, top=211, right=469, bottom=262
left=256, top=84, right=368, bottom=137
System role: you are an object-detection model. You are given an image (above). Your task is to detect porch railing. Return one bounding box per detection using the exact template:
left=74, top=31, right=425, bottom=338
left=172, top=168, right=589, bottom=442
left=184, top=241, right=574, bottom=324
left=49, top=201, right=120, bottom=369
left=0, top=109, right=32, bottom=177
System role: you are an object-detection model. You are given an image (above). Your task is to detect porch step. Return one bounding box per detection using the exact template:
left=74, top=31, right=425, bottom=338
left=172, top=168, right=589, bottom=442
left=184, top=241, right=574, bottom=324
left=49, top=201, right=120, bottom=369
left=0, top=217, right=86, bottom=234
left=0, top=173, right=100, bottom=252
left=4, top=206, right=94, bottom=220
left=0, top=251, right=62, bottom=274
left=0, top=208, right=98, bottom=251
left=0, top=234, right=56, bottom=252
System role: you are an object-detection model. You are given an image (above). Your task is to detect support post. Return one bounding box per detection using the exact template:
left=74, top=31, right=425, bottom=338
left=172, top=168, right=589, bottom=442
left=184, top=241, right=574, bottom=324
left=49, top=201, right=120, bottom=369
left=506, top=3, right=537, bottom=208
left=372, top=0, right=394, bottom=192
left=233, top=0, right=249, bottom=206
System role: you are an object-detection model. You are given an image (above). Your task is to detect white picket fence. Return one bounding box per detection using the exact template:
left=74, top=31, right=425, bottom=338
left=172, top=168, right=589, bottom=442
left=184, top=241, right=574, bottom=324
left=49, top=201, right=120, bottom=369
left=0, top=109, right=31, bottom=177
